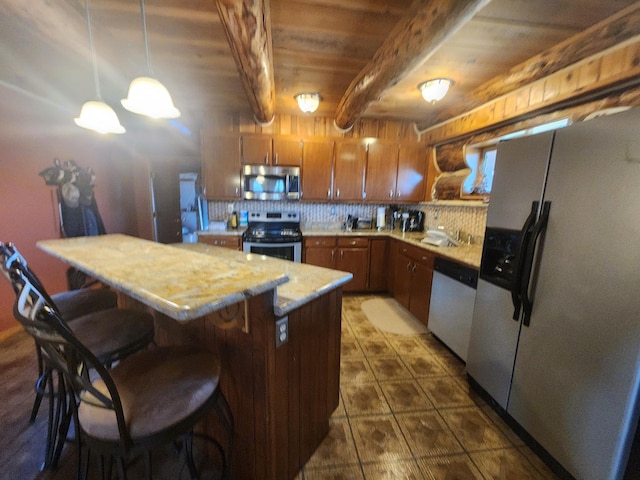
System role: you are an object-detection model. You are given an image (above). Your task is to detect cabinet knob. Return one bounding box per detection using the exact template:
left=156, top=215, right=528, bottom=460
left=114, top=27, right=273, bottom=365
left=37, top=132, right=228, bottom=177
left=336, top=188, right=340, bottom=198
left=327, top=188, right=331, bottom=198
left=265, top=152, right=269, bottom=164
left=351, top=240, right=356, bottom=245
left=331, top=250, right=335, bottom=261
left=389, top=189, right=393, bottom=198
left=274, top=153, right=279, bottom=164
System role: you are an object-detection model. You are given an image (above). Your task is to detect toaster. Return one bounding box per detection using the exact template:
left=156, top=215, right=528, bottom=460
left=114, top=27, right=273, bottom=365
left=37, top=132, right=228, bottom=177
left=355, top=218, right=373, bottom=230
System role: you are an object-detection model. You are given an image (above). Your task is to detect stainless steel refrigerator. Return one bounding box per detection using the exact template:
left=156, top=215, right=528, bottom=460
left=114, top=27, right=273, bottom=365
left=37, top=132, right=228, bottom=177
left=466, top=107, right=640, bottom=480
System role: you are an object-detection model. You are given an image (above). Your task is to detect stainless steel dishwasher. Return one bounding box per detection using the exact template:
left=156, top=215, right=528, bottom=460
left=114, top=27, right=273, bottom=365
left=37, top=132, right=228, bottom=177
left=428, top=257, right=478, bottom=362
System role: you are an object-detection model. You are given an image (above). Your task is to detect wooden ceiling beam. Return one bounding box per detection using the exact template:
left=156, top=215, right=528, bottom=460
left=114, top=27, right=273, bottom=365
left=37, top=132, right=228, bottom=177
left=215, top=0, right=275, bottom=125
left=333, top=0, right=490, bottom=131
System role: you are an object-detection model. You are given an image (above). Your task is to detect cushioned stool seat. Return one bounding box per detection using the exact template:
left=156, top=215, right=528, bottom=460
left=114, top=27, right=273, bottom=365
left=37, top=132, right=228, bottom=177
left=51, top=288, right=118, bottom=322
left=70, top=309, right=155, bottom=366
left=79, top=346, right=220, bottom=442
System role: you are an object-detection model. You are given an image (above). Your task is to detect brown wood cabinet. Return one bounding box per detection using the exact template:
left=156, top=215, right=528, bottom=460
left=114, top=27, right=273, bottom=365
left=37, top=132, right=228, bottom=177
left=364, top=142, right=399, bottom=202
left=396, top=144, right=427, bottom=203
left=333, top=140, right=366, bottom=202
left=241, top=135, right=302, bottom=166
left=201, top=135, right=242, bottom=200
left=393, top=242, right=434, bottom=325
left=364, top=142, right=427, bottom=203
left=301, top=140, right=334, bottom=201
left=368, top=237, right=388, bottom=292
left=303, top=236, right=369, bottom=292
left=198, top=235, right=242, bottom=250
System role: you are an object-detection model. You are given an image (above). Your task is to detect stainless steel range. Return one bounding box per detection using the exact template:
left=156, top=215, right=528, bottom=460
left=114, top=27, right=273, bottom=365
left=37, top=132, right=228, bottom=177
left=242, top=211, right=302, bottom=262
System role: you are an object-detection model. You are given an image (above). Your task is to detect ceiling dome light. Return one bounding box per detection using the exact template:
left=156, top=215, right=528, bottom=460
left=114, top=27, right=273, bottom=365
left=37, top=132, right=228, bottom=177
left=295, top=93, right=321, bottom=114
left=121, top=76, right=180, bottom=119
left=75, top=100, right=126, bottom=134
left=418, top=78, right=454, bottom=103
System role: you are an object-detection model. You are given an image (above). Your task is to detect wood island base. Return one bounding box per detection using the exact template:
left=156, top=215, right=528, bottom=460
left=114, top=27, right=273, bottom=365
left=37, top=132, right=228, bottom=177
left=140, top=287, right=343, bottom=480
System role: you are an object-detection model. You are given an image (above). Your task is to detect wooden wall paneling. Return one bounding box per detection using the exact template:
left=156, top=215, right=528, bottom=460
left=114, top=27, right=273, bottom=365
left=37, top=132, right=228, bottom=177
left=286, top=307, right=301, bottom=479
left=299, top=296, right=330, bottom=467
left=326, top=289, right=341, bottom=415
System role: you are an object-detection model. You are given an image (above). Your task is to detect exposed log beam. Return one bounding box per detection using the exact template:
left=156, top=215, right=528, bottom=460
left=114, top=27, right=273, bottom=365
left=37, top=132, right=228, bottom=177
left=429, top=1, right=640, bottom=126
left=215, top=0, right=275, bottom=124
left=333, top=0, right=490, bottom=131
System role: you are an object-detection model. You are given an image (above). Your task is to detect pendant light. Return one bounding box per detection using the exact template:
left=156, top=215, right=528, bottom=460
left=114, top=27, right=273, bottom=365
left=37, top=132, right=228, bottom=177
left=121, top=0, right=180, bottom=119
left=75, top=0, right=125, bottom=134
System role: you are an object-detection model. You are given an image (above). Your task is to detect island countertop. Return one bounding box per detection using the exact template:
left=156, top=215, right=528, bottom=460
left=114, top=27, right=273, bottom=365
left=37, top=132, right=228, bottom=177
left=173, top=242, right=352, bottom=316
left=38, top=234, right=352, bottom=321
left=37, top=234, right=293, bottom=321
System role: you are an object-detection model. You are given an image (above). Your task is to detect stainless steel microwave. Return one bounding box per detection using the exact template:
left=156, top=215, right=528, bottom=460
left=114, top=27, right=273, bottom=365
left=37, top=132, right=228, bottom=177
left=242, top=165, right=300, bottom=200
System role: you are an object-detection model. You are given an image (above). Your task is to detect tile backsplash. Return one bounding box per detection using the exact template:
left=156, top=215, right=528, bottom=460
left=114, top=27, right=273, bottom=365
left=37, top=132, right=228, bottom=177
left=208, top=201, right=487, bottom=242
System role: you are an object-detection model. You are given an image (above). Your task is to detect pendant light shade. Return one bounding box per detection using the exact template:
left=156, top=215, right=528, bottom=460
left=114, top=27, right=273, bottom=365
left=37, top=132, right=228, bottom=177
left=418, top=78, right=454, bottom=103
left=121, top=76, right=180, bottom=119
left=75, top=0, right=125, bottom=134
left=122, top=0, right=180, bottom=119
left=75, top=100, right=126, bottom=134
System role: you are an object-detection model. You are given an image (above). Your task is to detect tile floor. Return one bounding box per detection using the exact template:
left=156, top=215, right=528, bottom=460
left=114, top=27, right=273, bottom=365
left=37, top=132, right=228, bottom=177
left=297, top=294, right=559, bottom=480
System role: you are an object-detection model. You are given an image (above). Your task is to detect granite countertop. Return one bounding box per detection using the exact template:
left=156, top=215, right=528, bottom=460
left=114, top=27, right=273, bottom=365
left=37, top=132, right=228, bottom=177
left=37, top=234, right=291, bottom=321
left=302, top=229, right=483, bottom=269
left=175, top=243, right=353, bottom=316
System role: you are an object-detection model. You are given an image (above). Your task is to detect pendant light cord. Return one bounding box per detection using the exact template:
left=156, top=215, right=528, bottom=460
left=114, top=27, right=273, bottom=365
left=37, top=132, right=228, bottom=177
left=84, top=0, right=102, bottom=99
left=139, top=0, right=154, bottom=75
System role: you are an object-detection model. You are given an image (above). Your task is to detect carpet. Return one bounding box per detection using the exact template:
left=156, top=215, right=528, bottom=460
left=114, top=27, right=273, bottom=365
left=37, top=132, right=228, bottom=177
left=360, top=298, right=428, bottom=335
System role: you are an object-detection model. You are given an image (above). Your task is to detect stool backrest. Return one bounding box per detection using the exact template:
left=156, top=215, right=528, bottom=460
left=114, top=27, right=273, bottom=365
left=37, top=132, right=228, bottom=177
left=0, top=242, right=62, bottom=317
left=2, top=253, right=132, bottom=447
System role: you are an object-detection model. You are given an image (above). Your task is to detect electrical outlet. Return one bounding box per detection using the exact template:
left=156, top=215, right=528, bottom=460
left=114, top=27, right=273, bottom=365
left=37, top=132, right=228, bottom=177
left=227, top=203, right=234, bottom=214
left=275, top=316, right=288, bottom=348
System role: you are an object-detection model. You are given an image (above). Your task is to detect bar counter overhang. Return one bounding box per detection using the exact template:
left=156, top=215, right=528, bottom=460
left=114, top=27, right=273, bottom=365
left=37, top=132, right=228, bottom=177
left=38, top=234, right=352, bottom=479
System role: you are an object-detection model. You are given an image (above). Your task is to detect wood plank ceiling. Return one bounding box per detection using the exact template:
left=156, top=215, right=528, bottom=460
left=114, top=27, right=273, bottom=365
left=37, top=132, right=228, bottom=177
left=0, top=0, right=637, bottom=133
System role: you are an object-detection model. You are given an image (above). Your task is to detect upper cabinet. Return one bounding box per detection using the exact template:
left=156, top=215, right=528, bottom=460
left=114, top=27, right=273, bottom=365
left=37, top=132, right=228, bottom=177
left=241, top=135, right=302, bottom=166
left=301, top=139, right=334, bottom=202
left=202, top=135, right=241, bottom=200
left=396, top=144, right=427, bottom=203
left=333, top=140, right=366, bottom=202
left=364, top=142, right=399, bottom=202
left=364, top=141, right=427, bottom=203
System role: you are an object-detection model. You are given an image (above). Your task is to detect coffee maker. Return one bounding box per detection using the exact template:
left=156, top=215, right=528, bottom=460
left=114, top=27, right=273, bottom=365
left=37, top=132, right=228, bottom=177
left=405, top=210, right=424, bottom=232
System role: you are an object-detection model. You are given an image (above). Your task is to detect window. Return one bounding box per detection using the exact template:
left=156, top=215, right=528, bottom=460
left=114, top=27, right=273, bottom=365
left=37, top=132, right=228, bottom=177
left=462, top=118, right=569, bottom=198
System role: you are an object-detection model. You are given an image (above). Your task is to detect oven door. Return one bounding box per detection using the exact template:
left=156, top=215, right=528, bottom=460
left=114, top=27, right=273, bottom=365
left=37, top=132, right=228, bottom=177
left=243, top=241, right=302, bottom=263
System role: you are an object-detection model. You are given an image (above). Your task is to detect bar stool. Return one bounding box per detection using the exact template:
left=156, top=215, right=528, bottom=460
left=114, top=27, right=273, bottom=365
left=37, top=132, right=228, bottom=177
left=0, top=242, right=156, bottom=470
left=8, top=258, right=234, bottom=480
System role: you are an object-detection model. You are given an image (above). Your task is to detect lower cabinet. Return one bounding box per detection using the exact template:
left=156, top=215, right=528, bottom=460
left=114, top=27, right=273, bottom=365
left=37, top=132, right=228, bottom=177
left=198, top=235, right=242, bottom=250
left=394, top=242, right=435, bottom=326
left=303, top=236, right=369, bottom=292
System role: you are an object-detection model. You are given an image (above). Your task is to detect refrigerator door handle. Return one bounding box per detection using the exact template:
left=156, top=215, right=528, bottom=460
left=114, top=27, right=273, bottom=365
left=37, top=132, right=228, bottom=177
left=511, top=201, right=539, bottom=321
left=520, top=201, right=551, bottom=326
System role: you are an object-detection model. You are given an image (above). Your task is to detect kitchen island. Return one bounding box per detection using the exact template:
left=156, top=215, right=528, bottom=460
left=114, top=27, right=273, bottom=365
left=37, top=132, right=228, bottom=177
left=37, top=234, right=352, bottom=480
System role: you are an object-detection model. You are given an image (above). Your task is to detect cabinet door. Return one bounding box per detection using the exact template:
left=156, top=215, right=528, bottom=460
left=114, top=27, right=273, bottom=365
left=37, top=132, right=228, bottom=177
left=334, top=141, right=366, bottom=202
left=394, top=251, right=412, bottom=309
left=198, top=235, right=241, bottom=250
left=301, top=140, right=334, bottom=201
left=337, top=248, right=369, bottom=292
left=241, top=136, right=272, bottom=165
left=368, top=238, right=387, bottom=292
left=304, top=247, right=335, bottom=269
left=396, top=144, right=427, bottom=203
left=202, top=135, right=241, bottom=200
left=409, top=261, right=433, bottom=326
left=364, top=142, right=398, bottom=202
left=273, top=137, right=303, bottom=166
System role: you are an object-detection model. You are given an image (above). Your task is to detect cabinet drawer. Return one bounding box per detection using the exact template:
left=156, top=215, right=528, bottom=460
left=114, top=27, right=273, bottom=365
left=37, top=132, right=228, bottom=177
left=337, top=237, right=369, bottom=248
left=304, top=237, right=336, bottom=247
left=198, top=236, right=241, bottom=249
left=397, top=243, right=434, bottom=267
